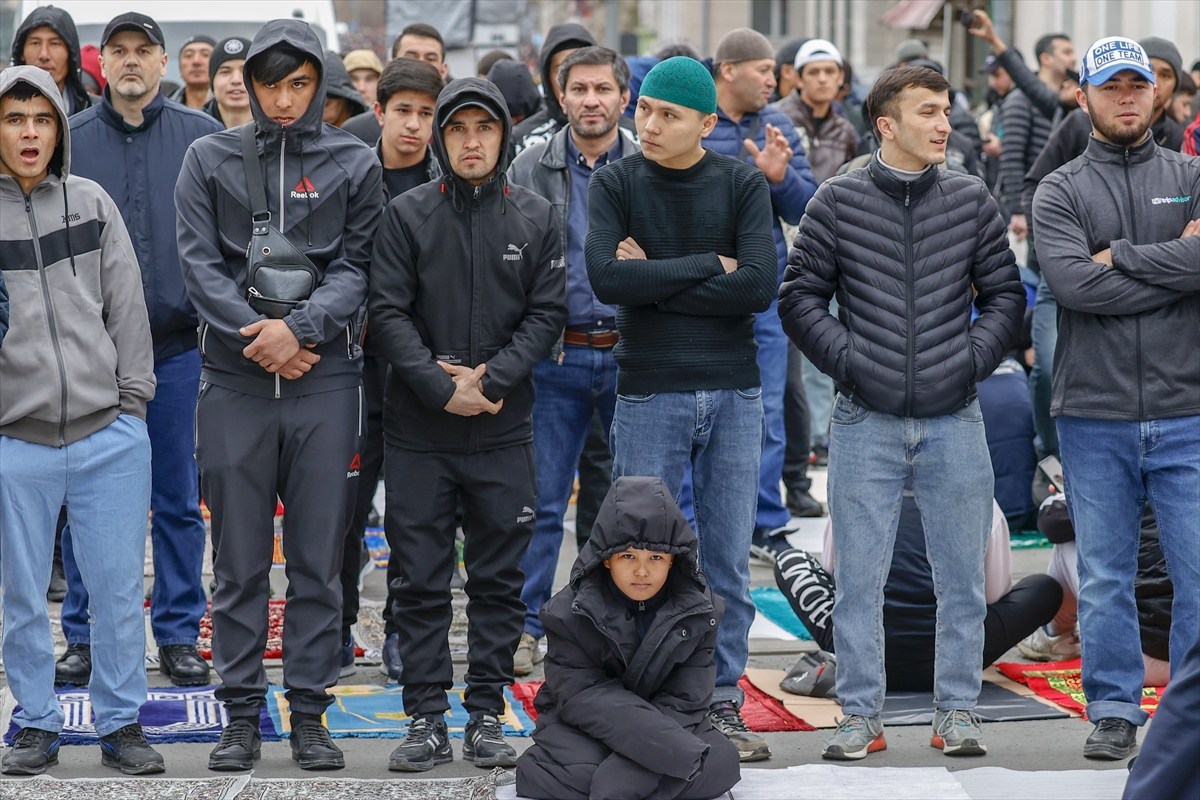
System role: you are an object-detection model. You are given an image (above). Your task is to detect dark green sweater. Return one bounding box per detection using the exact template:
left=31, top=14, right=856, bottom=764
left=585, top=150, right=777, bottom=394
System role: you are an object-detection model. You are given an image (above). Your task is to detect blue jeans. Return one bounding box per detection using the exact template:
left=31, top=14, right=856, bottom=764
left=610, top=388, right=763, bottom=702
left=1030, top=275, right=1058, bottom=458
left=521, top=346, right=617, bottom=638
left=754, top=304, right=791, bottom=530
left=0, top=416, right=151, bottom=736
left=61, top=349, right=208, bottom=646
left=827, top=394, right=993, bottom=717
left=1057, top=415, right=1200, bottom=726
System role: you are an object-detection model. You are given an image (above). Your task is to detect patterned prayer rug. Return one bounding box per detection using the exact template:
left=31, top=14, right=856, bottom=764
left=995, top=658, right=1163, bottom=719
left=197, top=601, right=365, bottom=660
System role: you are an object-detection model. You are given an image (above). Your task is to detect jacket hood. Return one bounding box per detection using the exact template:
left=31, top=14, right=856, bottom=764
left=0, top=65, right=71, bottom=179
left=243, top=19, right=327, bottom=140
left=12, top=6, right=89, bottom=110
left=570, top=477, right=703, bottom=589
left=323, top=49, right=368, bottom=118
left=487, top=59, right=541, bottom=120
left=537, top=23, right=596, bottom=124
left=431, top=78, right=513, bottom=206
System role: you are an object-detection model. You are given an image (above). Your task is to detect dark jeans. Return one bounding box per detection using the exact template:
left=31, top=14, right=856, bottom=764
left=343, top=354, right=387, bottom=638
left=575, top=411, right=612, bottom=552
left=385, top=443, right=536, bottom=718
left=61, top=349, right=208, bottom=646
left=782, top=341, right=812, bottom=497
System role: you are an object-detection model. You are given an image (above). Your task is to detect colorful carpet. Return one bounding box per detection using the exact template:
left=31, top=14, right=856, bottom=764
left=3, top=686, right=278, bottom=745
left=749, top=586, right=813, bottom=640
left=197, top=600, right=365, bottom=661
left=265, top=684, right=535, bottom=739
left=995, top=658, right=1163, bottom=720
left=1009, top=530, right=1052, bottom=549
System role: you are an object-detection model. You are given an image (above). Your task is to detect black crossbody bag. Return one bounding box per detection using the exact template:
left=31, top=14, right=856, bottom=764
left=241, top=124, right=317, bottom=319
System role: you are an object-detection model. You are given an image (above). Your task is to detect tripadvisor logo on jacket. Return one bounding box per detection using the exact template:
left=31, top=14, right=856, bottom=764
left=291, top=177, right=319, bottom=199
left=1150, top=195, right=1190, bottom=205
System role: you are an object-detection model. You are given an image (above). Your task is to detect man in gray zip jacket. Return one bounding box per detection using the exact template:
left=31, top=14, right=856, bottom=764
left=1032, top=37, right=1200, bottom=762
left=0, top=66, right=163, bottom=775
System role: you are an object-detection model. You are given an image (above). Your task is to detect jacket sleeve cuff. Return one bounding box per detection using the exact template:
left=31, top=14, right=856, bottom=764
left=282, top=314, right=314, bottom=346
left=118, top=394, right=149, bottom=421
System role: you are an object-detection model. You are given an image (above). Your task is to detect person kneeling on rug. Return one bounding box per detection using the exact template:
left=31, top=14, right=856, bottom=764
left=516, top=477, right=741, bottom=800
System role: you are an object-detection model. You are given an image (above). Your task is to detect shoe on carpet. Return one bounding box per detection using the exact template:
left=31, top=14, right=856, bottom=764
left=822, top=714, right=885, bottom=760
left=1, top=728, right=60, bottom=775
left=159, top=644, right=210, bottom=687
left=340, top=634, right=357, bottom=678
left=290, top=716, right=344, bottom=770
left=47, top=559, right=67, bottom=602
left=786, top=489, right=825, bottom=518
left=99, top=723, right=165, bottom=775
left=208, top=718, right=261, bottom=771
left=750, top=526, right=791, bottom=565
left=54, top=642, right=91, bottom=687
left=780, top=650, right=838, bottom=699
left=931, top=709, right=987, bottom=756
left=1017, top=625, right=1081, bottom=662
left=710, top=701, right=771, bottom=762
left=463, top=713, right=517, bottom=768
left=1084, top=717, right=1138, bottom=760
left=380, top=632, right=403, bottom=682
left=389, top=715, right=453, bottom=772
left=513, top=632, right=543, bottom=677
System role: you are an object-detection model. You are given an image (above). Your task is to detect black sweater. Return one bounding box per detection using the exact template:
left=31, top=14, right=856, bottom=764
left=585, top=150, right=777, bottom=394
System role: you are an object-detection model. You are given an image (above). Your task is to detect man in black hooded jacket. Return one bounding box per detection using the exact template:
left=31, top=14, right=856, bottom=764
left=174, top=19, right=383, bottom=772
left=369, top=77, right=566, bottom=772
left=10, top=6, right=94, bottom=116
left=512, top=22, right=596, bottom=155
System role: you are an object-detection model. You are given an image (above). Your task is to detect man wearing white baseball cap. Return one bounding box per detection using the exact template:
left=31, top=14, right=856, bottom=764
left=773, top=39, right=858, bottom=183
left=1032, top=36, right=1200, bottom=762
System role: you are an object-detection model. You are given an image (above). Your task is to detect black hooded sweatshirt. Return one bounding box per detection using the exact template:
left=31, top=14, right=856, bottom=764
left=11, top=6, right=94, bottom=116
left=175, top=19, right=383, bottom=400
left=487, top=58, right=542, bottom=121
left=516, top=476, right=739, bottom=800
left=323, top=49, right=368, bottom=120
left=511, top=23, right=596, bottom=153
left=368, top=78, right=566, bottom=454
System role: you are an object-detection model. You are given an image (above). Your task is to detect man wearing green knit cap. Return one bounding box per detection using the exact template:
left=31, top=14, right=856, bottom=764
left=586, top=55, right=780, bottom=762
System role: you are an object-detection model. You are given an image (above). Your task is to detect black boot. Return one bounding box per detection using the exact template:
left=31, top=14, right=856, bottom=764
left=208, top=718, right=261, bottom=771
left=388, top=715, right=452, bottom=772
left=1084, top=718, right=1138, bottom=760
left=289, top=713, right=344, bottom=770
left=99, top=723, right=165, bottom=774
left=463, top=713, right=517, bottom=768
left=54, top=643, right=91, bottom=687
left=1, top=728, right=59, bottom=775
left=159, top=644, right=211, bottom=687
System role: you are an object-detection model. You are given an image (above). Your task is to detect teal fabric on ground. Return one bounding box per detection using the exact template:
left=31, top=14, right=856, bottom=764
left=1010, top=530, right=1052, bottom=549
left=638, top=56, right=717, bottom=114
left=750, top=586, right=813, bottom=640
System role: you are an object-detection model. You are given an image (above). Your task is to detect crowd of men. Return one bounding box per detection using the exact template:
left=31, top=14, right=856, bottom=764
left=0, top=5, right=1196, bottom=795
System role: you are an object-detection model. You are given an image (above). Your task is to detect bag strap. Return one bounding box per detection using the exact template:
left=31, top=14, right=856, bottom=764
left=240, top=124, right=270, bottom=236
left=736, top=116, right=763, bottom=162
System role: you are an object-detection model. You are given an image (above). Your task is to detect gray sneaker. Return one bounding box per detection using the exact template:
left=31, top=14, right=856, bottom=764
left=821, top=714, right=885, bottom=760
left=709, top=701, right=771, bottom=762
left=932, top=709, right=987, bottom=756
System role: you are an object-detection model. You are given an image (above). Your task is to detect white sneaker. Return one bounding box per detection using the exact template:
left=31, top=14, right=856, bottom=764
left=1018, top=626, right=1081, bottom=662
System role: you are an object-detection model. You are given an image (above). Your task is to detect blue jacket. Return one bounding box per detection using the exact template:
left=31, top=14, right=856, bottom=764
left=70, top=90, right=222, bottom=362
left=705, top=106, right=817, bottom=281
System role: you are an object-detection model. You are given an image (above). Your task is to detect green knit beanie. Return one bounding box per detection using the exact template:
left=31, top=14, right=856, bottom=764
left=638, top=56, right=717, bottom=115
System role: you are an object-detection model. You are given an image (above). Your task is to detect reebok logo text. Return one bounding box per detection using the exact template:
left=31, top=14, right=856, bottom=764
left=291, top=177, right=319, bottom=199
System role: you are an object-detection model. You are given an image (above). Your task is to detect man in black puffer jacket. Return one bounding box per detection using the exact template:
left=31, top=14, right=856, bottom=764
left=779, top=66, right=1023, bottom=761
left=516, top=477, right=740, bottom=800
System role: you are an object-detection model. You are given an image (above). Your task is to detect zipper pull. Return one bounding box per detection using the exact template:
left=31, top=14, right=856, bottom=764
left=639, top=601, right=645, bottom=611
left=905, top=183, right=911, bottom=207
left=474, top=184, right=481, bottom=200
left=25, top=194, right=32, bottom=212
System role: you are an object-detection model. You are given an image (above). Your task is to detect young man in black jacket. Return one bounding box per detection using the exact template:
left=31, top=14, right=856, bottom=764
left=369, top=78, right=566, bottom=772
left=779, top=66, right=1023, bottom=760
left=516, top=477, right=741, bottom=800
left=174, top=20, right=383, bottom=772
left=1032, top=38, right=1200, bottom=762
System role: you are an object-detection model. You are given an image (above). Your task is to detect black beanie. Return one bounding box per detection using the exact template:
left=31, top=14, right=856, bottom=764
left=209, top=37, right=252, bottom=83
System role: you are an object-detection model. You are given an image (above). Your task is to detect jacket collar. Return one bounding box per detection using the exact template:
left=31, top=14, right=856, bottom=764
left=541, top=124, right=639, bottom=170
left=867, top=153, right=940, bottom=204
left=1084, top=130, right=1158, bottom=165
left=99, top=87, right=166, bottom=132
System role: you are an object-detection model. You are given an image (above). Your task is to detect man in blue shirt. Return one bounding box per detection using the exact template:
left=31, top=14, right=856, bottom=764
left=507, top=47, right=639, bottom=677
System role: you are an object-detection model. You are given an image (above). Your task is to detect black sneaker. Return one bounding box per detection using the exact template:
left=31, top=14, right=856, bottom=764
left=750, top=526, right=790, bottom=565
left=99, top=723, right=165, bottom=774
left=159, top=644, right=210, bottom=687
left=208, top=718, right=261, bottom=771
left=786, top=489, right=825, bottom=518
left=54, top=643, right=91, bottom=687
left=1084, top=717, right=1138, bottom=760
left=710, top=701, right=771, bottom=762
left=389, top=715, right=453, bottom=772
left=290, top=719, right=344, bottom=770
left=463, top=713, right=517, bottom=768
left=340, top=634, right=357, bottom=678
left=1, top=728, right=60, bottom=775
left=47, top=558, right=67, bottom=602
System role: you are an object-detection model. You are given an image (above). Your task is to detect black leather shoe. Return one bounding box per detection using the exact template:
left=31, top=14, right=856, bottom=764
left=389, top=715, right=452, bottom=772
left=99, top=723, right=165, bottom=774
left=786, top=489, right=825, bottom=517
left=1084, top=717, right=1138, bottom=760
left=208, top=718, right=261, bottom=771
left=159, top=644, right=211, bottom=687
left=54, top=643, right=91, bottom=687
left=1, top=728, right=60, bottom=775
left=47, top=559, right=67, bottom=602
left=380, top=632, right=403, bottom=682
left=290, top=719, right=344, bottom=770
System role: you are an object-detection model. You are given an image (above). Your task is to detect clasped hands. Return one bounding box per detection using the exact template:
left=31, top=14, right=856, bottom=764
left=440, top=362, right=503, bottom=417
left=241, top=319, right=319, bottom=380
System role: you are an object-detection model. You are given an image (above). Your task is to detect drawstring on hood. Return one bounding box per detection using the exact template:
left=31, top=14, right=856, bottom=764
left=431, top=78, right=515, bottom=215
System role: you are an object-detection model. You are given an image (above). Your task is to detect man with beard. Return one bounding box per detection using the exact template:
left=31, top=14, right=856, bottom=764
left=61, top=12, right=221, bottom=691
left=507, top=46, right=639, bottom=679
left=1033, top=37, right=1200, bottom=762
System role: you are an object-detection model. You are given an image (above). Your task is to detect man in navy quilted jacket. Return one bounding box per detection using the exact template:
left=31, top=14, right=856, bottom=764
left=779, top=65, right=1024, bottom=761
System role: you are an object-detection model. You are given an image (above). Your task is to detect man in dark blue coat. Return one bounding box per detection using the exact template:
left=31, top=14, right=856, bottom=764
left=63, top=12, right=222, bottom=689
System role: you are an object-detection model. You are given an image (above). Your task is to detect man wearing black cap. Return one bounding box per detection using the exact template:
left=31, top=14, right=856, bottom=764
left=204, top=37, right=253, bottom=128
left=170, top=34, right=215, bottom=109
left=369, top=78, right=566, bottom=772
left=59, top=11, right=222, bottom=692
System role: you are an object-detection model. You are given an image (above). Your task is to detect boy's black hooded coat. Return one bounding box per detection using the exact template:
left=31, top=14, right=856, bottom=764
left=516, top=477, right=740, bottom=800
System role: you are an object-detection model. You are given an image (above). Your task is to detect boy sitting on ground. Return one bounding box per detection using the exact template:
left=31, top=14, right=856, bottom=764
left=516, top=476, right=741, bottom=800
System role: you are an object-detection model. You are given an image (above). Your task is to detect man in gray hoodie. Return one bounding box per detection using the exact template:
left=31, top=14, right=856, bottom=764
left=0, top=66, right=161, bottom=776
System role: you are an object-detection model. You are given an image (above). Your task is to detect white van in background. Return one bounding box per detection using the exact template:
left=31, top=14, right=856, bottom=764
left=15, top=0, right=342, bottom=84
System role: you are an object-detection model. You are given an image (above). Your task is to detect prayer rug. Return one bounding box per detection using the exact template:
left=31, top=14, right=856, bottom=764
left=197, top=601, right=365, bottom=660
left=0, top=774, right=500, bottom=800
left=3, top=686, right=279, bottom=745
left=749, top=586, right=813, bottom=640
left=364, top=529, right=390, bottom=568
left=265, top=684, right=534, bottom=739
left=995, top=658, right=1163, bottom=720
